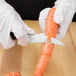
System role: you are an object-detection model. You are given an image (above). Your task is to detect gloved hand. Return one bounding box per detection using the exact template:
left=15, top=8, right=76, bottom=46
left=0, top=0, right=35, bottom=49
left=39, top=0, right=76, bottom=40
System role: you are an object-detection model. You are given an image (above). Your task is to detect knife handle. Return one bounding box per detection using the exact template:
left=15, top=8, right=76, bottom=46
left=10, top=32, right=17, bottom=40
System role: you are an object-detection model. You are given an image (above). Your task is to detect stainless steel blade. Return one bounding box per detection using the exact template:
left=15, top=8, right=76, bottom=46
left=28, top=33, right=64, bottom=46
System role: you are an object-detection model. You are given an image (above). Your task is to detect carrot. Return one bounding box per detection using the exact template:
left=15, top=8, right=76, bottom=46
left=4, top=72, right=21, bottom=76
left=33, top=7, right=58, bottom=76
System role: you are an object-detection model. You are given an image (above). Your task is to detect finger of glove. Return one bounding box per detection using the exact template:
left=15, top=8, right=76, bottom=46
left=15, top=12, right=35, bottom=35
left=0, top=14, right=16, bottom=49
left=56, top=8, right=75, bottom=40
left=2, top=36, right=15, bottom=49
left=39, top=8, right=51, bottom=32
left=11, top=15, right=29, bottom=46
left=1, top=22, right=16, bottom=49
left=54, top=5, right=64, bottom=24
left=56, top=27, right=66, bottom=40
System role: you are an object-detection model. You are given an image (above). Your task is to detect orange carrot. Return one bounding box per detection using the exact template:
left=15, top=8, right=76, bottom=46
left=4, top=72, right=21, bottom=76
left=33, top=7, right=58, bottom=76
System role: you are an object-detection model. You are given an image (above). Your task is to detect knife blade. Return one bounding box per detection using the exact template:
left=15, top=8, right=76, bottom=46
left=28, top=33, right=64, bottom=46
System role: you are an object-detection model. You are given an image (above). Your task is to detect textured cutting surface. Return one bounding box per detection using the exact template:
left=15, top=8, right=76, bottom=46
left=0, top=20, right=76, bottom=76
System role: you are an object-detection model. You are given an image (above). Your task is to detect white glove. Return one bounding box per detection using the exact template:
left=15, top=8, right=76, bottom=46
left=0, top=0, right=35, bottom=49
left=39, top=0, right=76, bottom=40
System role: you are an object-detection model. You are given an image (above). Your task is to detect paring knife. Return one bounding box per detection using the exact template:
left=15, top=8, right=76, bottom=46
left=28, top=33, right=64, bottom=46
left=10, top=32, right=64, bottom=46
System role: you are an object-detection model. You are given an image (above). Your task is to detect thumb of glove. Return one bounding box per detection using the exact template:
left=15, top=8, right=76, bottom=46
left=54, top=6, right=64, bottom=24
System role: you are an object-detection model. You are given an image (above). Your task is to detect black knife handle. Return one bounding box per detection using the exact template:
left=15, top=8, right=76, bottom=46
left=10, top=32, right=17, bottom=40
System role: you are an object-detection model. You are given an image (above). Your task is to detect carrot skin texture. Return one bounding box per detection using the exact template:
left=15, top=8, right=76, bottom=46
left=33, top=7, right=58, bottom=76
left=34, top=42, right=53, bottom=76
